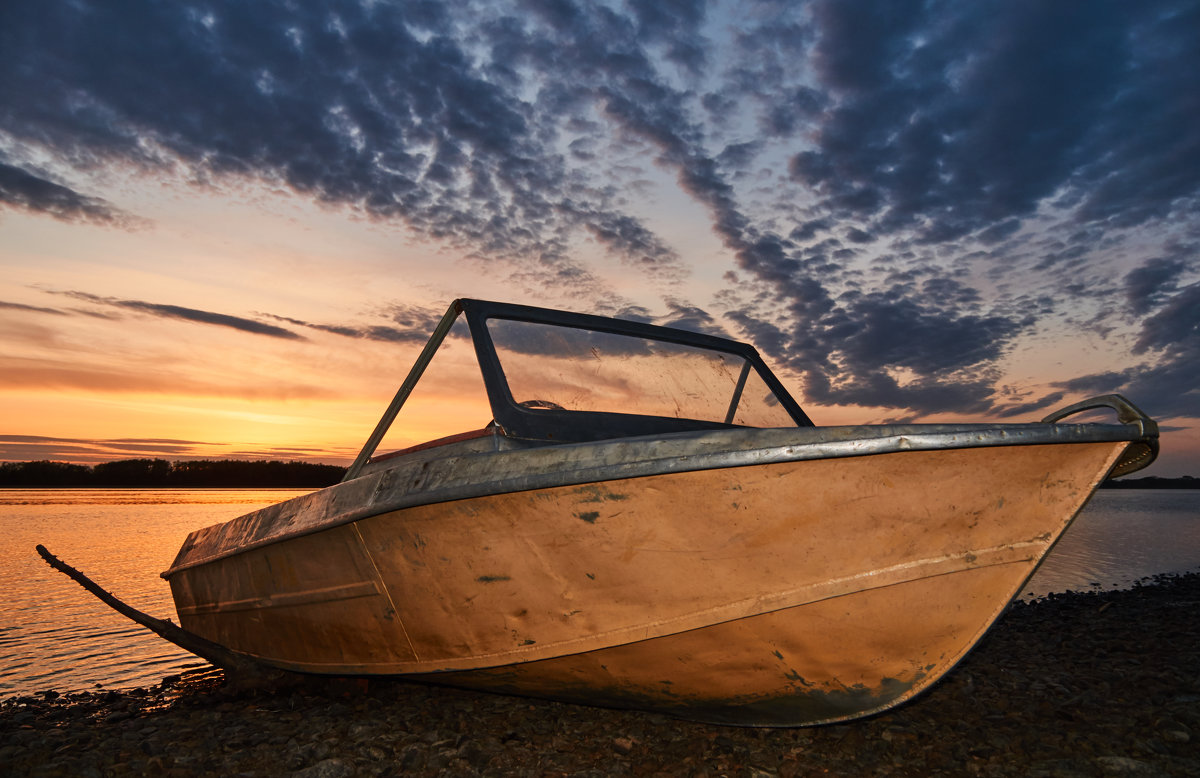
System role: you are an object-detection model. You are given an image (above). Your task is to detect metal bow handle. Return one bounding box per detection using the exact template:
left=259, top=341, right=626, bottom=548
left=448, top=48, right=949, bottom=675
left=1043, top=394, right=1159, bottom=478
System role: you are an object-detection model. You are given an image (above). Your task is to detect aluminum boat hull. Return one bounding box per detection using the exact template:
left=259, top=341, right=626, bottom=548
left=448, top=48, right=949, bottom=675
left=164, top=431, right=1131, bottom=725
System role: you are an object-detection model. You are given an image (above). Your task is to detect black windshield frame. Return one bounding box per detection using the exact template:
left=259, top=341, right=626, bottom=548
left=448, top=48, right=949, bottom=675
left=460, top=298, right=813, bottom=443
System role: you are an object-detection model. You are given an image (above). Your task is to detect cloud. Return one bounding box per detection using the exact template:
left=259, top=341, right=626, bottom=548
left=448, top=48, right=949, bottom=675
left=0, top=353, right=341, bottom=400
left=121, top=300, right=305, bottom=339
left=0, top=0, right=685, bottom=295
left=0, top=300, right=69, bottom=315
left=1043, top=248, right=1200, bottom=421
left=652, top=300, right=723, bottom=336
left=1052, top=278, right=1200, bottom=419
left=709, top=0, right=1199, bottom=417
left=0, top=434, right=347, bottom=464
left=265, top=316, right=426, bottom=344
left=786, top=0, right=1200, bottom=242
left=3, top=0, right=1198, bottom=422
left=483, top=4, right=1050, bottom=414
left=0, top=161, right=144, bottom=227
left=1134, top=281, right=1200, bottom=356
left=0, top=434, right=202, bottom=455
left=0, top=434, right=201, bottom=463
left=54, top=291, right=305, bottom=340
left=11, top=288, right=459, bottom=350
left=733, top=287, right=1031, bottom=414
left=263, top=301, right=460, bottom=343
left=1125, top=252, right=1193, bottom=315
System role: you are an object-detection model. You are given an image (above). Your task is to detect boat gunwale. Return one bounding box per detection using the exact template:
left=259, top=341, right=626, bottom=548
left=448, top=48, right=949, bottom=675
left=161, top=420, right=1144, bottom=578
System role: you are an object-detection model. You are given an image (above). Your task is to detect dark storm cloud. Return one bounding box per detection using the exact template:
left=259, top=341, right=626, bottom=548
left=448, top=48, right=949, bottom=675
left=787, top=0, right=1200, bottom=243
left=707, top=0, right=1199, bottom=416
left=786, top=292, right=1030, bottom=414
left=1125, top=253, right=1193, bottom=316
left=1133, top=282, right=1200, bottom=358
left=821, top=293, right=1024, bottom=378
left=567, top=202, right=682, bottom=278
left=654, top=299, right=731, bottom=338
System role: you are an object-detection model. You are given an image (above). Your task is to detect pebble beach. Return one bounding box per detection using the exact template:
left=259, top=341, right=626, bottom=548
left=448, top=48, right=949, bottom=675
left=3, top=573, right=1198, bottom=777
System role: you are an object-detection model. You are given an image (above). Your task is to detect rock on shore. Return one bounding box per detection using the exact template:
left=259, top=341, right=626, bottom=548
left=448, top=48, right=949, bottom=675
left=3, top=573, right=1198, bottom=777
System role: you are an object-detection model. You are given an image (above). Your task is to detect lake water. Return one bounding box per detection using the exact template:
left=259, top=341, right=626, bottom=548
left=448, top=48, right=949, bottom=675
left=1, top=488, right=1197, bottom=698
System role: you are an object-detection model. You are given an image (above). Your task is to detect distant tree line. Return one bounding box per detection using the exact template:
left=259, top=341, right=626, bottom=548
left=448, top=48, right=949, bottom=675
left=1101, top=475, right=1199, bottom=489
left=2, top=458, right=1193, bottom=489
left=0, top=459, right=346, bottom=488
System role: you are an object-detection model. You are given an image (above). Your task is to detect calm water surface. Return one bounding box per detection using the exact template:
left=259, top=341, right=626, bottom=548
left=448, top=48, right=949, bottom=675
left=1, top=488, right=1197, bottom=697
left=0, top=489, right=307, bottom=698
left=1019, top=489, right=1200, bottom=597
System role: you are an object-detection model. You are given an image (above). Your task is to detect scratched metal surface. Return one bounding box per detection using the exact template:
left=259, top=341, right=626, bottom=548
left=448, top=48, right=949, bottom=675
left=166, top=440, right=1124, bottom=725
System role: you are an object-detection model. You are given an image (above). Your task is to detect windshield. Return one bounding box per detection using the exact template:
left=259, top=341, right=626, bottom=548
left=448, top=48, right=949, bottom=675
left=486, top=318, right=798, bottom=428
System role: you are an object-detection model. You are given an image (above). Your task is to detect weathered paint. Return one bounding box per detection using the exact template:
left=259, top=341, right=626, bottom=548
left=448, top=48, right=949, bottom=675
left=571, top=485, right=630, bottom=503
left=427, top=566, right=995, bottom=726
left=169, top=439, right=1127, bottom=725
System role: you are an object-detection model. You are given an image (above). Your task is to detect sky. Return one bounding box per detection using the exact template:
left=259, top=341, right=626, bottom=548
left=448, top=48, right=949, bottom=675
left=1, top=0, right=1198, bottom=476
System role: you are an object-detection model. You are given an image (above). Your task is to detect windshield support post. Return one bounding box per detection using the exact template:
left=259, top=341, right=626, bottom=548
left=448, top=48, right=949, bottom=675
left=342, top=300, right=463, bottom=482
left=723, top=361, right=753, bottom=425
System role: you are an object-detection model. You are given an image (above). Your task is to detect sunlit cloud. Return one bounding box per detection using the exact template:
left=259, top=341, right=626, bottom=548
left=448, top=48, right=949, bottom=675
left=0, top=300, right=68, bottom=316
left=0, top=434, right=353, bottom=466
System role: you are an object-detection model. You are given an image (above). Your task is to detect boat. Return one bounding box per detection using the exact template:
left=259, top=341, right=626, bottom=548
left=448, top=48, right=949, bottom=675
left=158, top=298, right=1158, bottom=726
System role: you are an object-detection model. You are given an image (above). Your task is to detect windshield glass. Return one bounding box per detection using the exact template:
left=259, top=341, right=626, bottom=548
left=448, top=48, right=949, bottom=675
left=486, top=318, right=798, bottom=427
left=374, top=317, right=491, bottom=454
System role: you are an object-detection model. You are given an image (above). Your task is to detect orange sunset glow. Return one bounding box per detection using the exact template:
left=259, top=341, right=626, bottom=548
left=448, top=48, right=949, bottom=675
left=2, top=1, right=1198, bottom=476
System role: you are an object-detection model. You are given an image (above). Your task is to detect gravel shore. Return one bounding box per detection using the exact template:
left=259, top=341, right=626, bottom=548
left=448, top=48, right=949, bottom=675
left=4, top=573, right=1198, bottom=777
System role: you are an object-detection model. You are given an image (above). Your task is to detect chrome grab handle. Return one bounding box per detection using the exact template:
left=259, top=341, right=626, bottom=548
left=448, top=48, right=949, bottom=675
left=1042, top=393, right=1158, bottom=435
left=1042, top=394, right=1159, bottom=477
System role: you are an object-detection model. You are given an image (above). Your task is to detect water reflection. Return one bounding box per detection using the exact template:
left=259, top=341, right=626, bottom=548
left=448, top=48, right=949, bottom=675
left=0, top=489, right=306, bottom=696
left=1023, top=489, right=1200, bottom=598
